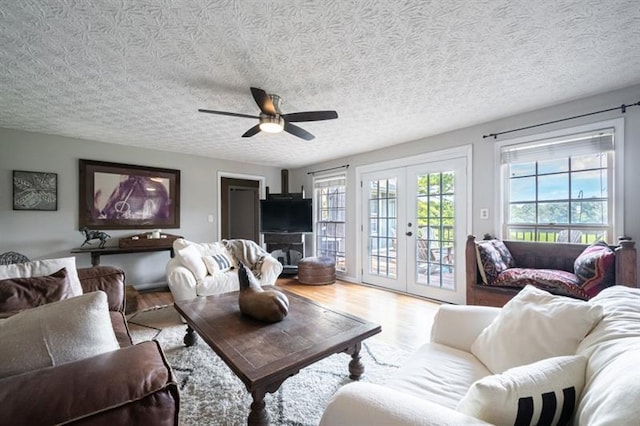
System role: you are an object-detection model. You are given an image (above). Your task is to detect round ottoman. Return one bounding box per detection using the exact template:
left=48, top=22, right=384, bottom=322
left=297, top=256, right=336, bottom=285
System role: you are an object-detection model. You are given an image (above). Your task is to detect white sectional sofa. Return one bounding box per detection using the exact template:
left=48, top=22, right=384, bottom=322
left=166, top=238, right=283, bottom=301
left=320, top=285, right=640, bottom=425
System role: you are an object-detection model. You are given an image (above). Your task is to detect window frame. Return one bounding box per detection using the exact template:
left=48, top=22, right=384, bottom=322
left=494, top=118, right=624, bottom=243
left=313, top=172, right=347, bottom=272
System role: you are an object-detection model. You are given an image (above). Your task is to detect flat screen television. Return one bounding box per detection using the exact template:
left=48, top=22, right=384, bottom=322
left=260, top=198, right=313, bottom=233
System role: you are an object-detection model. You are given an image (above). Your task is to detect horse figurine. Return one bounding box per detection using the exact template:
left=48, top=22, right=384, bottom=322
left=80, top=227, right=111, bottom=249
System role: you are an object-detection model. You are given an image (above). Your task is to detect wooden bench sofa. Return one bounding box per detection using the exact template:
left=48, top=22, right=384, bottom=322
left=465, top=235, right=637, bottom=307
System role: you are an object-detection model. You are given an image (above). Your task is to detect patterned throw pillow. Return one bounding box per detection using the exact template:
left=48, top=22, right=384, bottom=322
left=475, top=240, right=515, bottom=284
left=574, top=241, right=615, bottom=298
left=492, top=240, right=515, bottom=268
left=492, top=268, right=588, bottom=300
left=202, top=253, right=234, bottom=275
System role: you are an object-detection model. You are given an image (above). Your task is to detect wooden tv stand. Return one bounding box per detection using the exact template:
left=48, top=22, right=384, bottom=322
left=262, top=232, right=304, bottom=275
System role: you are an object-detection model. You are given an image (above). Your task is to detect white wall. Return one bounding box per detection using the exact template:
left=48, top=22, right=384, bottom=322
left=0, top=129, right=281, bottom=285
left=291, top=85, right=640, bottom=283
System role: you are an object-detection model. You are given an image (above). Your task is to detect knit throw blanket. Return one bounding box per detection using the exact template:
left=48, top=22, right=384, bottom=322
left=222, top=239, right=267, bottom=279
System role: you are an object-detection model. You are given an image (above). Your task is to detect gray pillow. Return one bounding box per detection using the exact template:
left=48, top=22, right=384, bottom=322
left=0, top=291, right=120, bottom=379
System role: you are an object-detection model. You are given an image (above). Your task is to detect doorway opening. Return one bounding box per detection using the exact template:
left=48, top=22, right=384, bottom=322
left=220, top=177, right=261, bottom=242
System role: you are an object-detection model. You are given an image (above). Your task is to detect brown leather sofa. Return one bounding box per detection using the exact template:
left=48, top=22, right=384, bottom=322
left=0, top=266, right=180, bottom=425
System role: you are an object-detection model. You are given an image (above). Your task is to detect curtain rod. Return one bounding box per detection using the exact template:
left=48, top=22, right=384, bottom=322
left=307, top=164, right=350, bottom=175
left=483, top=100, right=640, bottom=140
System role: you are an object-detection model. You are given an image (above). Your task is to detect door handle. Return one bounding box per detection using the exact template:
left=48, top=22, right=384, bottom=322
left=405, top=231, right=413, bottom=237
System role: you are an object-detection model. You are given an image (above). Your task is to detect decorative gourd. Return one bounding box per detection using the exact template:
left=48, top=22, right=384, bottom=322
left=237, top=262, right=289, bottom=323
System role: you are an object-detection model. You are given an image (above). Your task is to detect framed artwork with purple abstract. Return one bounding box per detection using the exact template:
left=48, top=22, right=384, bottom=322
left=79, top=159, right=180, bottom=230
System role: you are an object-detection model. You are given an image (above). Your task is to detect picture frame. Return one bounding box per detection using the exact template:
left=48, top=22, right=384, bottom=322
left=13, top=170, right=58, bottom=211
left=79, top=159, right=180, bottom=230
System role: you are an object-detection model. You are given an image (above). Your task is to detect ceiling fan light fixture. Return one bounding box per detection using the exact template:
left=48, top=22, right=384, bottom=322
left=259, top=115, right=284, bottom=133
left=199, top=87, right=337, bottom=140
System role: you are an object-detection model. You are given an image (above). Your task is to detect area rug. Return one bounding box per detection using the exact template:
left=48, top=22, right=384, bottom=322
left=128, top=305, right=410, bottom=426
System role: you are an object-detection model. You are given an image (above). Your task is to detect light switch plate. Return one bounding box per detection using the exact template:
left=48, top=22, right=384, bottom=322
left=207, top=214, right=214, bottom=223
left=480, top=208, right=489, bottom=219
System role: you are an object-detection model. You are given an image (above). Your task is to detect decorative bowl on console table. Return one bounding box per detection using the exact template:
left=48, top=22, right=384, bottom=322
left=118, top=232, right=182, bottom=249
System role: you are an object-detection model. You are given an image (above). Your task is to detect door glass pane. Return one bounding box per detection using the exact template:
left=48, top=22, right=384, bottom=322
left=367, top=178, right=397, bottom=278
left=415, top=172, right=454, bottom=289
left=442, top=171, right=454, bottom=194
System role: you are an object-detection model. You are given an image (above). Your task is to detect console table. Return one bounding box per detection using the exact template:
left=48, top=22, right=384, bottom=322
left=70, top=246, right=175, bottom=267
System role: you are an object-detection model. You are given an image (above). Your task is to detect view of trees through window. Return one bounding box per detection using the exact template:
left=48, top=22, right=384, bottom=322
left=506, top=152, right=611, bottom=243
left=366, top=172, right=456, bottom=285
left=415, top=172, right=455, bottom=287
left=416, top=172, right=455, bottom=233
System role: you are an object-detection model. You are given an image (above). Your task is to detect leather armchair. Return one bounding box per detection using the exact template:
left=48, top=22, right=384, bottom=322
left=0, top=266, right=180, bottom=425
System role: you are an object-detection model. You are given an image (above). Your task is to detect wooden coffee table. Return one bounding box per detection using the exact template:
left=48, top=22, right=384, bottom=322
left=173, top=287, right=381, bottom=425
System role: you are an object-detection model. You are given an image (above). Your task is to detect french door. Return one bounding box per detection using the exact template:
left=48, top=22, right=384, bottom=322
left=361, top=157, right=468, bottom=304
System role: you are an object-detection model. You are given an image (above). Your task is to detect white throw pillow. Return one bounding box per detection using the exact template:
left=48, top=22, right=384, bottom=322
left=458, top=355, right=587, bottom=426
left=471, top=285, right=603, bottom=373
left=172, top=237, right=192, bottom=253
left=0, top=291, right=119, bottom=379
left=202, top=253, right=234, bottom=275
left=0, top=256, right=82, bottom=297
left=176, top=244, right=208, bottom=280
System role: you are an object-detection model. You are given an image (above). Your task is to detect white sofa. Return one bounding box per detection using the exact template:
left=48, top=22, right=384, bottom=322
left=166, top=238, right=283, bottom=301
left=320, top=285, right=640, bottom=425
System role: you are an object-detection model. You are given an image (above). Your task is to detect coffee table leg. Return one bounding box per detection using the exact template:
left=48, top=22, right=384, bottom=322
left=347, top=342, right=365, bottom=380
left=183, top=325, right=198, bottom=347
left=248, top=388, right=269, bottom=426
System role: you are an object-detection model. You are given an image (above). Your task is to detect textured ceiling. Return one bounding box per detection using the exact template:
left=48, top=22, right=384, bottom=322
left=1, top=1, right=639, bottom=168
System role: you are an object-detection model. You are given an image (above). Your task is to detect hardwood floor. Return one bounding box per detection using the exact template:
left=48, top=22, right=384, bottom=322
left=134, top=278, right=441, bottom=353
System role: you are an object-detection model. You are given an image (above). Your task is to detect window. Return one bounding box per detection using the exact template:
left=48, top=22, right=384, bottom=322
left=314, top=174, right=346, bottom=272
left=500, top=126, right=619, bottom=244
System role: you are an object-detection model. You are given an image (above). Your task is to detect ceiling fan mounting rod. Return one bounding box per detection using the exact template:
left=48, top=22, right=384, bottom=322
left=267, top=94, right=282, bottom=114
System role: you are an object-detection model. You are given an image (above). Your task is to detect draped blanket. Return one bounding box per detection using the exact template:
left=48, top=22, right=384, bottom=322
left=222, top=239, right=267, bottom=279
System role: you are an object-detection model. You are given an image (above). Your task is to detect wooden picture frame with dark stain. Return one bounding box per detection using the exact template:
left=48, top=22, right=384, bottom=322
left=79, top=159, right=180, bottom=230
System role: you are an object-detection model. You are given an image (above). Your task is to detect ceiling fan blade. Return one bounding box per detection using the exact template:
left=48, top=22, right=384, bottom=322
left=198, top=109, right=258, bottom=119
left=250, top=87, right=277, bottom=115
left=284, top=122, right=315, bottom=141
left=242, top=124, right=261, bottom=138
left=282, top=111, right=338, bottom=122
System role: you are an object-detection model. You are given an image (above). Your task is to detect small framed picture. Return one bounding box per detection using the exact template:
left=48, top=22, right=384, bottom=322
left=13, top=170, right=58, bottom=211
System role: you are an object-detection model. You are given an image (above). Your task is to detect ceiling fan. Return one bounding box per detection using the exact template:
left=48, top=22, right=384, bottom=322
left=198, top=87, right=338, bottom=141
